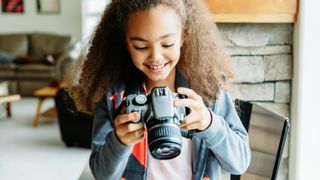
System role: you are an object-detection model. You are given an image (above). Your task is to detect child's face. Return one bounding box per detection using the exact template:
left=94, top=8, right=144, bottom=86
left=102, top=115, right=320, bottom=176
left=125, top=5, right=184, bottom=85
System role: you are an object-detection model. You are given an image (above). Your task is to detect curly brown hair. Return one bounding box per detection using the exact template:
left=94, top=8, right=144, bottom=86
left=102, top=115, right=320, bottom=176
left=66, top=0, right=234, bottom=114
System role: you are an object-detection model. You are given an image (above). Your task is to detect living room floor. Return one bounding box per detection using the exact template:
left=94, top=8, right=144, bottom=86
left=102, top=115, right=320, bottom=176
left=0, top=98, right=91, bottom=180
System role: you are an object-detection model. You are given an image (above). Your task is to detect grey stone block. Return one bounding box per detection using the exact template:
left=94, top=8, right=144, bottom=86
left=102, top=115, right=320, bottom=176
left=221, top=39, right=235, bottom=47
left=230, top=83, right=275, bottom=101
left=218, top=23, right=293, bottom=46
left=264, top=54, right=293, bottom=81
left=232, top=56, right=264, bottom=83
left=225, top=45, right=291, bottom=56
left=275, top=81, right=291, bottom=103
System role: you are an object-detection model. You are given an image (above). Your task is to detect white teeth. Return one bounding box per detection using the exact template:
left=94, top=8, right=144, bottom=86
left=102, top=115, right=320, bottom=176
left=150, top=64, right=165, bottom=70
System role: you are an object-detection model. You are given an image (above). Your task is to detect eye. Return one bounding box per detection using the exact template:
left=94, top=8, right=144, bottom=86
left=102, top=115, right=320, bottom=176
left=134, top=46, right=148, bottom=50
left=162, top=43, right=175, bottom=48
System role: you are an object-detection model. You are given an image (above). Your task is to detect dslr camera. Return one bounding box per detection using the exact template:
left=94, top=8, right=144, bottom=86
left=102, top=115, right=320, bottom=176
left=125, top=86, right=186, bottom=160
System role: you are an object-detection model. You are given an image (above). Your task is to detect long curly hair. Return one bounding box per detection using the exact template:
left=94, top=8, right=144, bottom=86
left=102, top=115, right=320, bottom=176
left=66, top=0, right=234, bottom=114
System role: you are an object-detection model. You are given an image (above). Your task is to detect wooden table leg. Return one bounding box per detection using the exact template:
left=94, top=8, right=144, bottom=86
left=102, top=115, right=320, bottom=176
left=33, top=97, right=44, bottom=127
left=6, top=102, right=11, bottom=118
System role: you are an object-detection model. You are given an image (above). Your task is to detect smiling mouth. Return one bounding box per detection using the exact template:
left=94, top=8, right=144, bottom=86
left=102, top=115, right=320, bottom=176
left=146, top=63, right=168, bottom=71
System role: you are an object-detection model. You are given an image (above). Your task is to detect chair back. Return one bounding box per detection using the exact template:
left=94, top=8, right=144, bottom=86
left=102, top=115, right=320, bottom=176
left=231, top=100, right=290, bottom=180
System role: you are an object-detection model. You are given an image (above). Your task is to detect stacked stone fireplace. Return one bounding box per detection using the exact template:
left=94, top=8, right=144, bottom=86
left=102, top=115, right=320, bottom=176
left=218, top=23, right=293, bottom=180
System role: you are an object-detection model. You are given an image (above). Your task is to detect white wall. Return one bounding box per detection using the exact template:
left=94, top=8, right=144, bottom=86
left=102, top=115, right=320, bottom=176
left=0, top=0, right=82, bottom=39
left=290, top=0, right=320, bottom=179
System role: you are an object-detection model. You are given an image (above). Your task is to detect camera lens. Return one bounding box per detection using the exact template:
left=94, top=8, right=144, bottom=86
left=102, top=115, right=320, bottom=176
left=147, top=118, right=182, bottom=160
left=155, top=143, right=181, bottom=157
left=156, top=146, right=175, bottom=155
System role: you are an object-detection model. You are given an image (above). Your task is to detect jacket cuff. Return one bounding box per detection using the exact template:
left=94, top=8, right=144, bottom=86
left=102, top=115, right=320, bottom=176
left=194, top=108, right=225, bottom=147
left=108, top=131, right=133, bottom=158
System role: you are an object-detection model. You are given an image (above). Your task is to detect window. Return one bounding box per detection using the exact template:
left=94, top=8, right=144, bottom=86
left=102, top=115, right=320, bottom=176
left=82, top=0, right=110, bottom=40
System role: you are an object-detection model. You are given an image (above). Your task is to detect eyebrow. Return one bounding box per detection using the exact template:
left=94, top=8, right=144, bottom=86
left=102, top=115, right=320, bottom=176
left=130, top=33, right=176, bottom=42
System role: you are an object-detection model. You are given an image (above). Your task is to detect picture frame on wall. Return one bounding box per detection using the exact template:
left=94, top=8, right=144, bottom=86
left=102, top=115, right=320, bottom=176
left=1, top=0, right=24, bottom=14
left=36, top=0, right=60, bottom=14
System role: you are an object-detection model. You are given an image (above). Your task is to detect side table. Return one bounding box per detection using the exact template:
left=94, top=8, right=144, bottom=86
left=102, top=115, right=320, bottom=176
left=0, top=95, right=21, bottom=117
left=33, top=85, right=60, bottom=127
left=0, top=81, right=21, bottom=118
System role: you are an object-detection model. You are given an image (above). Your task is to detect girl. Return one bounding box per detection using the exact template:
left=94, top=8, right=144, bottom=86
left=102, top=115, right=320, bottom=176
left=68, top=0, right=251, bottom=179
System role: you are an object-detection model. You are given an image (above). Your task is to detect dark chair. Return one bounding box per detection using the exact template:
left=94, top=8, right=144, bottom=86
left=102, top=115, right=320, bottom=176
left=231, top=100, right=290, bottom=180
left=54, top=88, right=93, bottom=148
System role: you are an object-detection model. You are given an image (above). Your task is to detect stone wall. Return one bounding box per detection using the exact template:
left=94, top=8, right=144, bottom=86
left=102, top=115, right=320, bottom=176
left=218, top=24, right=293, bottom=180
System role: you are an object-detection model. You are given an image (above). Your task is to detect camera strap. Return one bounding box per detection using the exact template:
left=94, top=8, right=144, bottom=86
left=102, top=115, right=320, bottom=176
left=123, top=70, right=147, bottom=97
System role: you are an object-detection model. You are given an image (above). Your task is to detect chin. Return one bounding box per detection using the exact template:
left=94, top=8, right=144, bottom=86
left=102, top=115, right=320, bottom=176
left=146, top=72, right=170, bottom=81
left=147, top=75, right=168, bottom=82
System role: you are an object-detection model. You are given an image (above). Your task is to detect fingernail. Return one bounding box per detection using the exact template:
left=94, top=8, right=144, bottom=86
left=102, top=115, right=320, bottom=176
left=133, top=112, right=139, bottom=119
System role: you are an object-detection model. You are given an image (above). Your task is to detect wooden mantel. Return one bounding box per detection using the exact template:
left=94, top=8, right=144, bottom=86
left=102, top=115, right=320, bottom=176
left=205, top=0, right=298, bottom=23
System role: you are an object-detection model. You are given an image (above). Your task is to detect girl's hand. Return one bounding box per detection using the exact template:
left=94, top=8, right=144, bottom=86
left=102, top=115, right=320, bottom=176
left=114, top=111, right=146, bottom=146
left=174, top=87, right=212, bottom=131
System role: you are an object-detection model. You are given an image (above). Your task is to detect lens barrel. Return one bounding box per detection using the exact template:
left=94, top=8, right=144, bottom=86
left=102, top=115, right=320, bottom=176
left=147, top=118, right=182, bottom=160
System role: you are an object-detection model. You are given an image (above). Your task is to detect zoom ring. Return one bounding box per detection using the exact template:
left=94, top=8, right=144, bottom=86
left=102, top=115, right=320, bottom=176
left=148, top=125, right=180, bottom=143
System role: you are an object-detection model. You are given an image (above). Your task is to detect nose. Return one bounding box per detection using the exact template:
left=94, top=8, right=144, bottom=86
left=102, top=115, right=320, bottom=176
left=150, top=46, right=163, bottom=62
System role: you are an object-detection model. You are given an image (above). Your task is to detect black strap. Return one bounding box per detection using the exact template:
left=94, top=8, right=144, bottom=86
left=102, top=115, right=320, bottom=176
left=123, top=71, right=146, bottom=97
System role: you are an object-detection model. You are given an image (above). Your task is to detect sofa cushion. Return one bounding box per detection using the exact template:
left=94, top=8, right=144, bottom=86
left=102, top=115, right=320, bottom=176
left=17, top=80, right=52, bottom=96
left=0, top=63, right=16, bottom=70
left=29, top=33, right=72, bottom=59
left=0, top=65, right=16, bottom=79
left=16, top=64, right=56, bottom=79
left=0, top=34, right=28, bottom=56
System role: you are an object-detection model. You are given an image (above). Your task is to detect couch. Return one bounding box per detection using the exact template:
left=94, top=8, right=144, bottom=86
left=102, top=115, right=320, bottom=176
left=0, top=33, right=78, bottom=96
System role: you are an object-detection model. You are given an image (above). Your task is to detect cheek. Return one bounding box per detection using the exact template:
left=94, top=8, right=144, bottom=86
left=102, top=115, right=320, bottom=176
left=129, top=51, right=147, bottom=65
left=168, top=46, right=181, bottom=62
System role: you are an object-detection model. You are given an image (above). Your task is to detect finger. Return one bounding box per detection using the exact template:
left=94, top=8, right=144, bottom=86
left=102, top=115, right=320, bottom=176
left=174, top=98, right=202, bottom=110
left=181, top=110, right=211, bottom=131
left=120, top=106, right=126, bottom=114
left=124, top=122, right=144, bottom=132
left=118, top=130, right=144, bottom=145
left=180, top=113, right=199, bottom=127
left=115, top=112, right=139, bottom=126
left=181, top=121, right=199, bottom=130
left=122, top=129, right=145, bottom=145
left=177, top=87, right=202, bottom=101
left=131, top=132, right=146, bottom=145
left=174, top=98, right=194, bottom=107
left=116, top=122, right=144, bottom=136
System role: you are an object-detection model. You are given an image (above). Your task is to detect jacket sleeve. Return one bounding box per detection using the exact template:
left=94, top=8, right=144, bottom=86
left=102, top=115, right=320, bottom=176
left=89, top=97, right=133, bottom=180
left=195, top=90, right=251, bottom=174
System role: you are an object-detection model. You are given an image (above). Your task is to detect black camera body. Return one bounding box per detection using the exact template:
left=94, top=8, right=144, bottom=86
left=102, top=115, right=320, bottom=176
left=125, top=86, right=186, bottom=160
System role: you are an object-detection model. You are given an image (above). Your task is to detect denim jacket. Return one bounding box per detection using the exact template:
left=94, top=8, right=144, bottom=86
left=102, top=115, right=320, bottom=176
left=89, top=69, right=251, bottom=180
